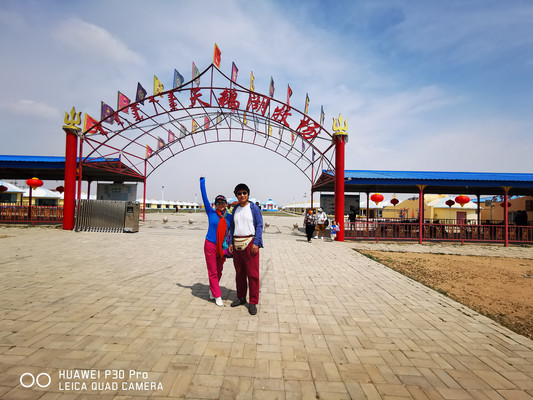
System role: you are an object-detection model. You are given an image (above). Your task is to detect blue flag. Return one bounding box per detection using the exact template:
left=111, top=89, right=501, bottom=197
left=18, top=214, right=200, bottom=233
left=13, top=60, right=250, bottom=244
left=174, top=69, right=184, bottom=88
left=136, top=82, right=147, bottom=105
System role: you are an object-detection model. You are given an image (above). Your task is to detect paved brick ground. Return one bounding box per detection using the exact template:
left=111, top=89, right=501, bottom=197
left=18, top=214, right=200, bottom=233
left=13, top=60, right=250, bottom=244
left=1, top=214, right=532, bottom=399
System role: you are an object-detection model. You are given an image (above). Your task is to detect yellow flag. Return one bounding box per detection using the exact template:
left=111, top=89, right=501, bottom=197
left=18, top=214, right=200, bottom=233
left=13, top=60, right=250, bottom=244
left=154, top=75, right=164, bottom=97
left=192, top=119, right=198, bottom=133
left=250, top=71, right=255, bottom=92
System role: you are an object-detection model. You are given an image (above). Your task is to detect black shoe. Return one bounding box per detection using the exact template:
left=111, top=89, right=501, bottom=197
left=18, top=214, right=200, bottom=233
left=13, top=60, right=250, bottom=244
left=248, top=304, right=257, bottom=315
left=231, top=298, right=246, bottom=307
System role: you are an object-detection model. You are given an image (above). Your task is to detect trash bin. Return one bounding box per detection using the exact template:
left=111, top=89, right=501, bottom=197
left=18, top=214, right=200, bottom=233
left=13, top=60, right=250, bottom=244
left=124, top=201, right=140, bottom=233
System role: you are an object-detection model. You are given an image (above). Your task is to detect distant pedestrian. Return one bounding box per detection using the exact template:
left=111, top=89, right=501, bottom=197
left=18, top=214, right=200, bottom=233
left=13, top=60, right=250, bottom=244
left=348, top=207, right=357, bottom=230
left=304, top=209, right=316, bottom=242
left=200, top=177, right=232, bottom=307
left=330, top=221, right=338, bottom=241
left=315, top=208, right=328, bottom=239
left=228, top=183, right=263, bottom=315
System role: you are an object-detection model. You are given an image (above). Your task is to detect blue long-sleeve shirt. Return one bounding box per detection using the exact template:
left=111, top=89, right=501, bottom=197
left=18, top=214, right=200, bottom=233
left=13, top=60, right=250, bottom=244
left=200, top=177, right=232, bottom=247
left=229, top=201, right=264, bottom=248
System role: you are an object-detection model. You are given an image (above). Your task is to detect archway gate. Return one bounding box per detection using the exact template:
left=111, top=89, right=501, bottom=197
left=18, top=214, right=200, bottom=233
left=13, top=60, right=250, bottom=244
left=62, top=63, right=348, bottom=239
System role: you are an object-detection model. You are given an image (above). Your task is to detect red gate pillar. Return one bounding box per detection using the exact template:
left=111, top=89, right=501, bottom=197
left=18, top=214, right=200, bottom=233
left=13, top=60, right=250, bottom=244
left=332, top=114, right=348, bottom=242
left=62, top=107, right=82, bottom=230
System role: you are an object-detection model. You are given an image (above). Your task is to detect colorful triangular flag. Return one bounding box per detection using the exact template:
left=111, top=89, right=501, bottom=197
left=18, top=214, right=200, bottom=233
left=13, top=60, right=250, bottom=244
left=157, top=137, right=165, bottom=149
left=269, top=77, right=275, bottom=98
left=101, top=101, right=115, bottom=125
left=193, top=62, right=200, bottom=87
left=250, top=71, right=255, bottom=91
left=304, top=93, right=309, bottom=115
left=168, top=130, right=176, bottom=143
left=287, top=84, right=293, bottom=105
left=136, top=82, right=147, bottom=105
left=231, top=62, right=238, bottom=83
left=117, top=91, right=130, bottom=113
left=84, top=113, right=99, bottom=134
left=213, top=43, right=221, bottom=68
left=145, top=144, right=153, bottom=159
left=173, top=69, right=184, bottom=88
left=154, top=75, right=164, bottom=96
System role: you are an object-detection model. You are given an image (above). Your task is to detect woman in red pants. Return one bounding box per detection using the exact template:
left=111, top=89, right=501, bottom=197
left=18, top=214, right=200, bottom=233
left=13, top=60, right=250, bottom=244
left=200, top=177, right=232, bottom=306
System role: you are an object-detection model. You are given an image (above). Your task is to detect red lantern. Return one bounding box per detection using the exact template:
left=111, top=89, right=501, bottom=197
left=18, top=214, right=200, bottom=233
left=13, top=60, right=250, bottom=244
left=455, top=195, right=470, bottom=207
left=500, top=202, right=511, bottom=208
left=0, top=185, right=7, bottom=193
left=26, top=177, right=43, bottom=190
left=390, top=197, right=399, bottom=206
left=56, top=186, right=65, bottom=194
left=370, top=193, right=384, bottom=205
left=445, top=199, right=455, bottom=208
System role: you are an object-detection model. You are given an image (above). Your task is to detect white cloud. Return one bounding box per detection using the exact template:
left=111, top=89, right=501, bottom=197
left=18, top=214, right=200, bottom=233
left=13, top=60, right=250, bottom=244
left=2, top=99, right=59, bottom=120
left=52, top=18, right=144, bottom=65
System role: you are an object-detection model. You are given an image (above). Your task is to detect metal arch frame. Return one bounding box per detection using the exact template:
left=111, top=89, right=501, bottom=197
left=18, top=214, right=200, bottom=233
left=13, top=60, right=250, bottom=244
left=81, top=64, right=336, bottom=189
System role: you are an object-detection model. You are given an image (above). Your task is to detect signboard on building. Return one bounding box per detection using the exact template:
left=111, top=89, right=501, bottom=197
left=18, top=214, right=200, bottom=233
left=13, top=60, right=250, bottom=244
left=97, top=183, right=137, bottom=202
left=320, top=193, right=360, bottom=215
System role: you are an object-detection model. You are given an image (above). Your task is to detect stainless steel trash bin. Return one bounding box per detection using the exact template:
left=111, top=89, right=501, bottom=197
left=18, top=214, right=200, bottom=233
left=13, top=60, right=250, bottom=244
left=124, top=201, right=140, bottom=232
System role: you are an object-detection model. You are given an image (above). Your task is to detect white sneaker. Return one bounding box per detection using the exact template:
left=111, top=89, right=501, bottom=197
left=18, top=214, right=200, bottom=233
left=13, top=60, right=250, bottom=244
left=209, top=290, right=214, bottom=300
left=215, top=297, right=223, bottom=307
left=314, top=235, right=318, bottom=239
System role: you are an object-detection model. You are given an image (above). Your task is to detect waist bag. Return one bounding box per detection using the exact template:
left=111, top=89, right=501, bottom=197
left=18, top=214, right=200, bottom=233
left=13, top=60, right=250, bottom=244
left=234, top=236, right=253, bottom=251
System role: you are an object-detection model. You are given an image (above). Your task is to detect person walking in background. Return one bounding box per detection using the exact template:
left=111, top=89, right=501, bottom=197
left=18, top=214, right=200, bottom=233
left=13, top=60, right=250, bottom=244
left=315, top=208, right=328, bottom=239
left=200, top=177, right=232, bottom=307
left=348, top=206, right=357, bottom=231
left=228, top=183, right=263, bottom=315
left=304, top=209, right=316, bottom=242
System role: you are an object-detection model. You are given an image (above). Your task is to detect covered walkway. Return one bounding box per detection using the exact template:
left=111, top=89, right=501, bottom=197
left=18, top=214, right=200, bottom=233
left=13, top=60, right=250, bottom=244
left=313, top=170, right=533, bottom=245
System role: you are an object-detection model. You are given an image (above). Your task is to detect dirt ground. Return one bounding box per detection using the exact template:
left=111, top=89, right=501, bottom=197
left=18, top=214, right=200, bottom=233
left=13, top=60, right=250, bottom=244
left=357, top=250, right=533, bottom=340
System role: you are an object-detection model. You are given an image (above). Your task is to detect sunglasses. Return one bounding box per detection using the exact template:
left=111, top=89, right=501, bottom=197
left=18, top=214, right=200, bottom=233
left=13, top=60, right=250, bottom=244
left=236, top=191, right=248, bottom=196
left=215, top=201, right=226, bottom=205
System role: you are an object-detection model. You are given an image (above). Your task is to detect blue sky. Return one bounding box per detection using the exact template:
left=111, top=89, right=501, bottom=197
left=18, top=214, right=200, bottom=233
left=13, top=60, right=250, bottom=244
left=1, top=0, right=532, bottom=205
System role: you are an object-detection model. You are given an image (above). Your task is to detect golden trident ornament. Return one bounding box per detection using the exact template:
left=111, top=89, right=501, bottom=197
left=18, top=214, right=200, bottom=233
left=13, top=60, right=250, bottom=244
left=63, top=106, right=82, bottom=131
left=332, top=113, right=348, bottom=138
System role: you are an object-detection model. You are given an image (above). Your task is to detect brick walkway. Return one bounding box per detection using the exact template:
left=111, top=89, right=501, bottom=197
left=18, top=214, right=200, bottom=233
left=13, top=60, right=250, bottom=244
left=1, top=214, right=532, bottom=399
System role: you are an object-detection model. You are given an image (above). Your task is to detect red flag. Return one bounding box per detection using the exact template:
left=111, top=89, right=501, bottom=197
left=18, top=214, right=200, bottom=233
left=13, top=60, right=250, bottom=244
left=231, top=62, right=238, bottom=83
left=213, top=43, right=221, bottom=68
left=145, top=145, right=153, bottom=159
left=84, top=113, right=99, bottom=134
left=287, top=84, right=293, bottom=105
left=117, top=91, right=130, bottom=113
left=204, top=116, right=210, bottom=129
left=168, top=129, right=176, bottom=143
